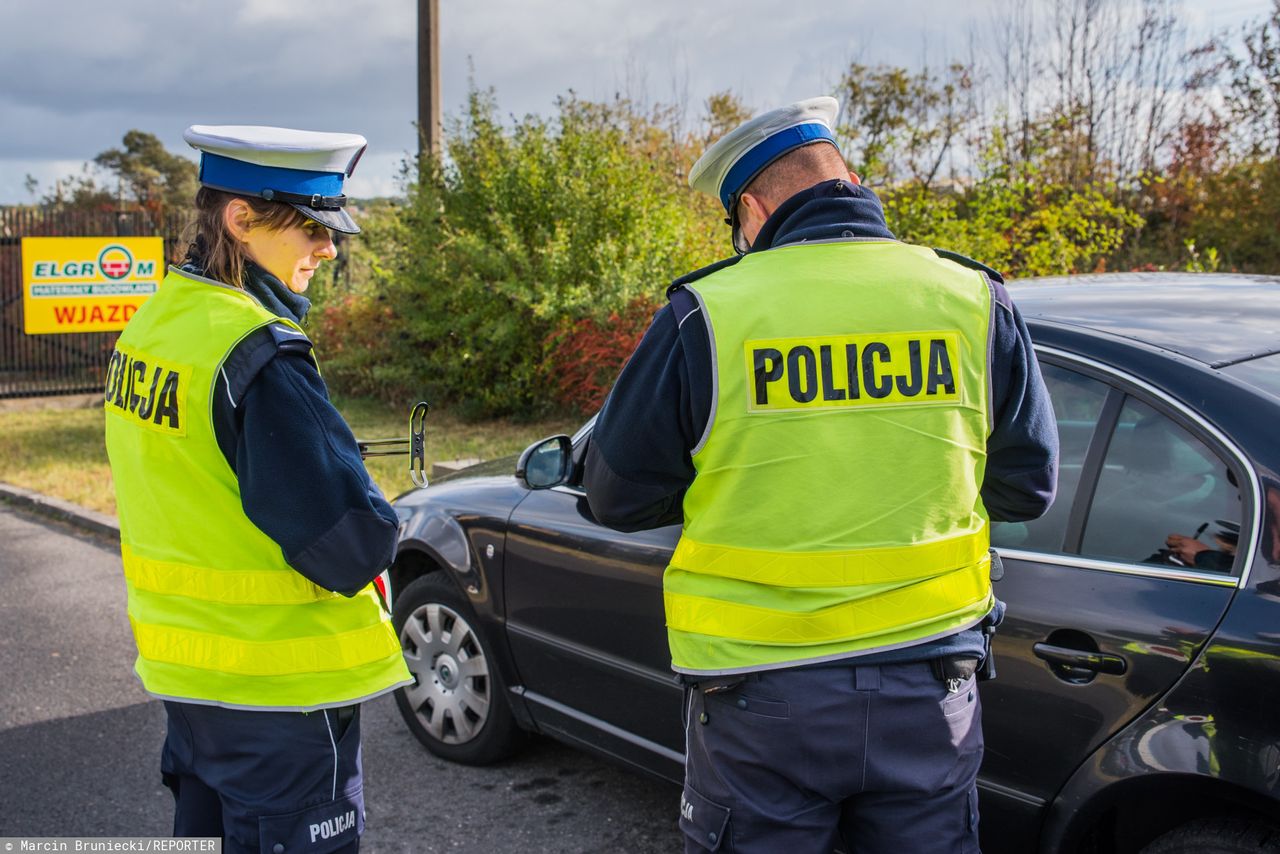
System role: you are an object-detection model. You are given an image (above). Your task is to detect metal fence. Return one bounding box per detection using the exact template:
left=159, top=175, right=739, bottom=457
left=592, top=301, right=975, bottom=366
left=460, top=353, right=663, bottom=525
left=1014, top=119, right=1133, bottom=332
left=0, top=207, right=189, bottom=399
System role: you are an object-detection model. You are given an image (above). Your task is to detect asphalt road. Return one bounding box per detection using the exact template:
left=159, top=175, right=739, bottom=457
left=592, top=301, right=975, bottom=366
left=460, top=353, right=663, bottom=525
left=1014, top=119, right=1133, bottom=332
left=0, top=503, right=683, bottom=852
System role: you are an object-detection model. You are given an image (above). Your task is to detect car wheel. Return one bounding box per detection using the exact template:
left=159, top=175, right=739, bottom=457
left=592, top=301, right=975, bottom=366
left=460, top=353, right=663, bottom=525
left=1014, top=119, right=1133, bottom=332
left=392, top=572, right=522, bottom=764
left=1142, top=818, right=1280, bottom=853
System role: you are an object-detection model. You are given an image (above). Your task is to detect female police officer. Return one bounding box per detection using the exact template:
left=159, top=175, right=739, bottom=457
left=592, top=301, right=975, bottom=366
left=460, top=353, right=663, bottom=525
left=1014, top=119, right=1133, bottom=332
left=103, top=126, right=410, bottom=853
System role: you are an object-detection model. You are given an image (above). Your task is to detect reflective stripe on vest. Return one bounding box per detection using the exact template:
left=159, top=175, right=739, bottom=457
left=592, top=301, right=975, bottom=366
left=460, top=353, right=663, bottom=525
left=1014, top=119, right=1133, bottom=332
left=130, top=615, right=404, bottom=676
left=667, top=240, right=994, bottom=674
left=664, top=554, right=991, bottom=644
left=122, top=544, right=339, bottom=605
left=670, top=527, right=988, bottom=588
left=105, top=267, right=410, bottom=709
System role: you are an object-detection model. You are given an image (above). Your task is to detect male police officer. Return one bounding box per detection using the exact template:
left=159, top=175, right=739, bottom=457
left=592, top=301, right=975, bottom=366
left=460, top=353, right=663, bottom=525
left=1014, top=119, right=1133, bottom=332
left=105, top=127, right=410, bottom=853
left=585, top=97, right=1058, bottom=852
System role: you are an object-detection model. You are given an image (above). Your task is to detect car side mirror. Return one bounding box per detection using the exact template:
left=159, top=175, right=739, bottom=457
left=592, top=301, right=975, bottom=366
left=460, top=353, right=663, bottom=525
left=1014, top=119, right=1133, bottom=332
left=516, top=434, right=573, bottom=489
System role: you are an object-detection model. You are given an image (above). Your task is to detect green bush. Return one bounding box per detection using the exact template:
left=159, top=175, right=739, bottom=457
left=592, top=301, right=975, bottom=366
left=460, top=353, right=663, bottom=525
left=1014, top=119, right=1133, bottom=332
left=318, top=88, right=723, bottom=418
left=314, top=83, right=1275, bottom=418
left=884, top=142, right=1142, bottom=277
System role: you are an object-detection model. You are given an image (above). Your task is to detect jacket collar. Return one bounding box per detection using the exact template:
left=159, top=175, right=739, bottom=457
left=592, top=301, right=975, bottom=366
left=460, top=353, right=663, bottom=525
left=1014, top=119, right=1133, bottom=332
left=751, top=179, right=896, bottom=252
left=178, top=258, right=311, bottom=325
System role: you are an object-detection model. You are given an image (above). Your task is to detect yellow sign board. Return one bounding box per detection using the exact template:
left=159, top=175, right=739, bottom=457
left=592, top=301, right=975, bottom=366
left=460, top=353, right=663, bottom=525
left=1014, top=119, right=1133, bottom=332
left=21, top=236, right=165, bottom=334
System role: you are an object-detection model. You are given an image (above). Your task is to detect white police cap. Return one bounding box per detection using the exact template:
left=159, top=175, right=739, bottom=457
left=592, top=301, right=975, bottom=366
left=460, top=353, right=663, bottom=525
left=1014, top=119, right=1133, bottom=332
left=689, top=96, right=841, bottom=213
left=183, top=125, right=368, bottom=234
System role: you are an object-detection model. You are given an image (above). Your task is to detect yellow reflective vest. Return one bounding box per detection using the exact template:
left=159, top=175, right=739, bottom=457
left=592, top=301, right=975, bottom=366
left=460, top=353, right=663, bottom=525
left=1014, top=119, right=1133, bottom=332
left=104, top=267, right=410, bottom=710
left=666, top=241, right=996, bottom=674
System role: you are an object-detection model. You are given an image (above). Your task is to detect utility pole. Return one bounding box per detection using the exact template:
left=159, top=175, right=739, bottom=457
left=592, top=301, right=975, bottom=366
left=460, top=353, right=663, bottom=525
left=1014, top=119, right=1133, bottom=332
left=417, top=0, right=441, bottom=159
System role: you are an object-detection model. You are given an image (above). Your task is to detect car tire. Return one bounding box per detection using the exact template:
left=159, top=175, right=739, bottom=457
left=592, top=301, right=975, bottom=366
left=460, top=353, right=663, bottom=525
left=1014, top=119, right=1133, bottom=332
left=392, top=572, right=523, bottom=765
left=1141, top=818, right=1280, bottom=854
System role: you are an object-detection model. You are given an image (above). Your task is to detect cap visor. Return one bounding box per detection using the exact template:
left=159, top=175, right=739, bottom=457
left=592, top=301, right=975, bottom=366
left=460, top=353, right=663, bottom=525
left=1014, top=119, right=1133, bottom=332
left=292, top=203, right=359, bottom=234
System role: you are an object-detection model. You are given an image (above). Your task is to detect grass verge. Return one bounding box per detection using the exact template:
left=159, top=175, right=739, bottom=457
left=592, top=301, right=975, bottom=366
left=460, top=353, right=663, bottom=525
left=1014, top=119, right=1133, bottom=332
left=0, top=396, right=578, bottom=516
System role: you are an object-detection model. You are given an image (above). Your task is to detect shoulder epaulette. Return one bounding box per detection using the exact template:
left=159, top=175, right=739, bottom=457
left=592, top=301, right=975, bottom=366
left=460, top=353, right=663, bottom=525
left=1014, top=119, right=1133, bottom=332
left=666, top=254, right=743, bottom=298
left=218, top=324, right=314, bottom=408
left=265, top=323, right=314, bottom=355
left=932, top=248, right=1005, bottom=284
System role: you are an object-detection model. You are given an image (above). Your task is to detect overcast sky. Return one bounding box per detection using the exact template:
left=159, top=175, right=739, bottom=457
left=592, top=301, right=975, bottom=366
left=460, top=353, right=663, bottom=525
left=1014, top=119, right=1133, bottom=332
left=1, top=0, right=1272, bottom=204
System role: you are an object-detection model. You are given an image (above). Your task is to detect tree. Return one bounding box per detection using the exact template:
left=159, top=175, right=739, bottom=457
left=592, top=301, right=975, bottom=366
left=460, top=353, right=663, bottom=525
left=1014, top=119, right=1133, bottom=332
left=93, top=130, right=198, bottom=215
left=836, top=62, right=974, bottom=188
left=24, top=130, right=197, bottom=218
left=25, top=164, right=114, bottom=210
left=703, top=90, right=752, bottom=145
left=1224, top=0, right=1280, bottom=158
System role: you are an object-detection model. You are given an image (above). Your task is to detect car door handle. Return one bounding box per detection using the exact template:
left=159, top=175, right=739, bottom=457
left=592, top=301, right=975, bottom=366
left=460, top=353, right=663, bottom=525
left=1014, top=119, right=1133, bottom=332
left=1033, top=643, right=1128, bottom=676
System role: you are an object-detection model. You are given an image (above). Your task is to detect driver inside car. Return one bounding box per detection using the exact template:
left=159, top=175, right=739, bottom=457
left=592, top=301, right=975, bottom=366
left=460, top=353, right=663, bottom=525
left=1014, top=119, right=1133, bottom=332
left=1165, top=523, right=1238, bottom=572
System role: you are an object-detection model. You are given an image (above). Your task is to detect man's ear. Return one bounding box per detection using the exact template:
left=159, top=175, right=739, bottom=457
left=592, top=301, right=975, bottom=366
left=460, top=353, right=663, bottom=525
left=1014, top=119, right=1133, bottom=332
left=223, top=198, right=254, bottom=242
left=847, top=170, right=862, bottom=186
left=740, top=192, right=771, bottom=225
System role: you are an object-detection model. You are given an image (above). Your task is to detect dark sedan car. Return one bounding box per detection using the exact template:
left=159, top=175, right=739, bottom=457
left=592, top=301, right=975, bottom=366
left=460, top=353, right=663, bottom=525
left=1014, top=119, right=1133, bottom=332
left=386, top=274, right=1280, bottom=854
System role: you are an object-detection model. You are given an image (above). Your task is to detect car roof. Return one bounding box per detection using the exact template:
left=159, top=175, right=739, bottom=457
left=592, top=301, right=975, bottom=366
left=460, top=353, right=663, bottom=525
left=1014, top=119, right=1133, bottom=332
left=1006, top=273, right=1280, bottom=366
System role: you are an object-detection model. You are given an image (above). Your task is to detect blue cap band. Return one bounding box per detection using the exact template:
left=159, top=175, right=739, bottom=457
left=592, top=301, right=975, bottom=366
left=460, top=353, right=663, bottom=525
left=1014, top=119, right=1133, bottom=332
left=198, top=152, right=345, bottom=199
left=718, top=123, right=837, bottom=212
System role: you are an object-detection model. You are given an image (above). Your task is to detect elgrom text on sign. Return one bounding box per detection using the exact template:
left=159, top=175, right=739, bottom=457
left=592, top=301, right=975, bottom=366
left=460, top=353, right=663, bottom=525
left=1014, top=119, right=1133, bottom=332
left=21, top=237, right=165, bottom=334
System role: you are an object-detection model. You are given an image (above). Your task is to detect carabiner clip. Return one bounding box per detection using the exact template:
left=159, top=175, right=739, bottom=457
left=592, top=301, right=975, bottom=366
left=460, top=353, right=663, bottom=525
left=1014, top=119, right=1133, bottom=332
left=409, top=401, right=429, bottom=488
left=356, top=400, right=431, bottom=489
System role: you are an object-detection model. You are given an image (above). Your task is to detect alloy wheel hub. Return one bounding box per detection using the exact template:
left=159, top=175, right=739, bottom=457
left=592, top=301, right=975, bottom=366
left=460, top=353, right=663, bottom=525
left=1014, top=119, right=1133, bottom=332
left=435, top=653, right=460, bottom=689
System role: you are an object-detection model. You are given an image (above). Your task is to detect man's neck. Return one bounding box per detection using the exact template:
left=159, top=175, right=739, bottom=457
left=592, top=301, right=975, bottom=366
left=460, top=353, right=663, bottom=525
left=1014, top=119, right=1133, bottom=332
left=751, top=179, right=895, bottom=251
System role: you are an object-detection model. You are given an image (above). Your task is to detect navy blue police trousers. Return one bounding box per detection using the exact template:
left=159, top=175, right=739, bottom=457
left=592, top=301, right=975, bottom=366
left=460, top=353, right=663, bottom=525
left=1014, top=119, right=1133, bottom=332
left=160, top=701, right=364, bottom=854
left=679, top=660, right=983, bottom=853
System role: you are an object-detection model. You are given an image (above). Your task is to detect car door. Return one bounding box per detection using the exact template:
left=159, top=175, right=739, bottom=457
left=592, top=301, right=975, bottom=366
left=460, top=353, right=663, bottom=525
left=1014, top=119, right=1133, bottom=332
left=980, top=350, right=1251, bottom=844
left=503, top=432, right=684, bottom=774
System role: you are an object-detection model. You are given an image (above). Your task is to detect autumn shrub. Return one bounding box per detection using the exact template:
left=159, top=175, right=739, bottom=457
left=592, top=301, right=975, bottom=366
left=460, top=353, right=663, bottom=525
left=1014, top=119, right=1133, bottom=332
left=544, top=296, right=660, bottom=414
left=883, top=139, right=1142, bottom=277
left=1184, top=158, right=1280, bottom=272
left=309, top=292, right=398, bottom=397
left=324, top=88, right=723, bottom=419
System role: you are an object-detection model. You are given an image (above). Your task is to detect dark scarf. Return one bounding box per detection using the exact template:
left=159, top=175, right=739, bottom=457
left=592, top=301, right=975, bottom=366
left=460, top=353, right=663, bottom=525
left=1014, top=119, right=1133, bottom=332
left=181, top=237, right=311, bottom=325
left=240, top=260, right=311, bottom=326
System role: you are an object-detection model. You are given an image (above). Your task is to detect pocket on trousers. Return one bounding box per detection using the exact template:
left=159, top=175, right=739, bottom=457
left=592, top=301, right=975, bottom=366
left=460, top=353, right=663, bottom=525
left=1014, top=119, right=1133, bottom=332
left=942, top=677, right=976, bottom=718
left=333, top=705, right=361, bottom=747
left=679, top=783, right=730, bottom=852
left=941, top=676, right=982, bottom=753
left=258, top=790, right=364, bottom=854
left=964, top=786, right=981, bottom=853
left=706, top=690, right=790, bottom=724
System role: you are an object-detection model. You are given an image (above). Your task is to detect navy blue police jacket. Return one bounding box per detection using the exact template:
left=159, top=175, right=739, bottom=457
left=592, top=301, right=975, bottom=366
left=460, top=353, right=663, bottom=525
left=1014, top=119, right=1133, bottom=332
left=584, top=179, right=1059, bottom=666
left=189, top=260, right=399, bottom=598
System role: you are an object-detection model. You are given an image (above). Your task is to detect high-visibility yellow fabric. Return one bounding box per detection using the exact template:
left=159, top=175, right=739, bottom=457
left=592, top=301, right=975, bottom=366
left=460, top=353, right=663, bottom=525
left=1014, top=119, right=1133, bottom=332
left=665, top=557, right=991, bottom=643
left=121, top=544, right=339, bottom=605
left=130, top=615, right=403, bottom=676
left=670, top=529, right=988, bottom=588
left=668, top=240, right=995, bottom=673
left=105, top=268, right=410, bottom=710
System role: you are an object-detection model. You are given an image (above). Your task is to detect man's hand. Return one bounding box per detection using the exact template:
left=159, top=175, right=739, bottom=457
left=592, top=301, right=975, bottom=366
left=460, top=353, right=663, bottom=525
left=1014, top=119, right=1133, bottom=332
left=1166, top=533, right=1211, bottom=565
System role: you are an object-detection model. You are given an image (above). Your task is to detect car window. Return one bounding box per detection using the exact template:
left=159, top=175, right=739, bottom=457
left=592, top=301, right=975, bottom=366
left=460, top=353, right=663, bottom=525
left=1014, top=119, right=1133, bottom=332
left=990, top=363, right=1110, bottom=554
left=570, top=433, right=591, bottom=488
left=1080, top=397, right=1243, bottom=573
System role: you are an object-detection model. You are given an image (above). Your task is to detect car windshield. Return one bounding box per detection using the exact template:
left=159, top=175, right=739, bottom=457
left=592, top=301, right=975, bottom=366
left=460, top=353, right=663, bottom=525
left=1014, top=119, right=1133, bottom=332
left=1220, top=352, right=1280, bottom=400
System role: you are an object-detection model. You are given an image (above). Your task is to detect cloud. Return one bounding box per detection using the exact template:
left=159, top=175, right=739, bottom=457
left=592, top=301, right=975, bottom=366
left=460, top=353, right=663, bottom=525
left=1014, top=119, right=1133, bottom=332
left=2, top=0, right=1275, bottom=203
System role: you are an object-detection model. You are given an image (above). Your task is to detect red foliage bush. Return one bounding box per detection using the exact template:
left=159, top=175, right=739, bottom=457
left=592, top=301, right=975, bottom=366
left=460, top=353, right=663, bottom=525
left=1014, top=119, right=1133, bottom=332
left=545, top=297, right=660, bottom=414
left=309, top=293, right=398, bottom=396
